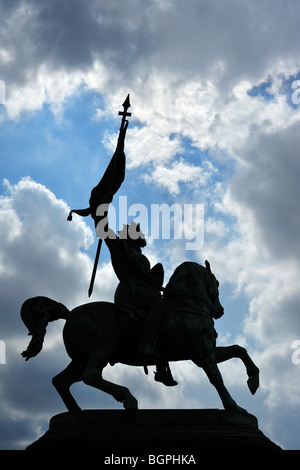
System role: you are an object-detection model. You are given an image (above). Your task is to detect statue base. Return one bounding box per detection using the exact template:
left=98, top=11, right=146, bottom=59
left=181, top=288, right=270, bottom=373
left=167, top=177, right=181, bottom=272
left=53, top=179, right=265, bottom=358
left=26, top=409, right=281, bottom=453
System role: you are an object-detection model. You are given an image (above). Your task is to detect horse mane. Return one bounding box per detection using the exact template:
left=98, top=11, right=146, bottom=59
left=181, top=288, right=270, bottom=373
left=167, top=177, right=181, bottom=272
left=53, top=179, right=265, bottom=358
left=163, top=262, right=210, bottom=313
left=164, top=262, right=208, bottom=291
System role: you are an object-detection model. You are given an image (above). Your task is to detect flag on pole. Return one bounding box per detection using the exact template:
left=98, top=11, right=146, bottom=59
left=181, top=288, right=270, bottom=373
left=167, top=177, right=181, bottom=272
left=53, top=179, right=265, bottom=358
left=67, top=95, right=131, bottom=296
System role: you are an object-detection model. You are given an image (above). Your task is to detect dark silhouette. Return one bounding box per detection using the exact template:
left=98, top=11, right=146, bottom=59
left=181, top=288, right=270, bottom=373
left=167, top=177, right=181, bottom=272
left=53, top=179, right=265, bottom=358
left=104, top=220, right=178, bottom=386
left=21, top=261, right=259, bottom=413
left=22, top=97, right=259, bottom=416
left=67, top=95, right=131, bottom=296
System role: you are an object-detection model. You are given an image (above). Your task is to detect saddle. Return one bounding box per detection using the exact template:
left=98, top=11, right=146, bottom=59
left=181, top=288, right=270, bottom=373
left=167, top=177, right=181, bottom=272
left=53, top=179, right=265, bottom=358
left=114, top=263, right=165, bottom=321
left=112, top=264, right=177, bottom=361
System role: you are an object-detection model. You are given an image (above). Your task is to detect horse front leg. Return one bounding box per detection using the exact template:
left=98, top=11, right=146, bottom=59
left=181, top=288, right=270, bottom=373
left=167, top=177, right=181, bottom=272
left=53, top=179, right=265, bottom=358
left=215, top=345, right=260, bottom=395
left=193, top=346, right=247, bottom=413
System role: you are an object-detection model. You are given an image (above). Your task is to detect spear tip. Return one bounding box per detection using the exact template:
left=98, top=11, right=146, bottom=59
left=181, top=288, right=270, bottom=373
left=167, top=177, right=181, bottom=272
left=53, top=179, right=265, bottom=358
left=122, top=94, right=131, bottom=110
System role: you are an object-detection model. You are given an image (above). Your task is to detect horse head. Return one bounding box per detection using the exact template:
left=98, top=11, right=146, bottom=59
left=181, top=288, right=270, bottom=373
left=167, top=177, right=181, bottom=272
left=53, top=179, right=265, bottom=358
left=164, top=260, right=224, bottom=320
left=204, top=260, right=224, bottom=319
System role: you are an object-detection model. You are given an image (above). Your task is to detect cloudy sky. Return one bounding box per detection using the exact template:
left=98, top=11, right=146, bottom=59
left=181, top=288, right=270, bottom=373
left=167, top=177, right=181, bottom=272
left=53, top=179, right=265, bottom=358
left=1, top=0, right=300, bottom=450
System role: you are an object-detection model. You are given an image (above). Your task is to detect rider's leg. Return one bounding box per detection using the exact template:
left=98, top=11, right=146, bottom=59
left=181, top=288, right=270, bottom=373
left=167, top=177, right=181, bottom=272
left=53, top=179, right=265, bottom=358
left=134, top=285, right=166, bottom=359
left=154, top=361, right=178, bottom=386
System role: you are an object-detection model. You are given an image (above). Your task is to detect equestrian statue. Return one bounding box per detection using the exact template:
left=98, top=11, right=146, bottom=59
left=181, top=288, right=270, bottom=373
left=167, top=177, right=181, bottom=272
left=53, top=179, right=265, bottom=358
left=20, top=96, right=259, bottom=414
left=21, top=258, right=259, bottom=413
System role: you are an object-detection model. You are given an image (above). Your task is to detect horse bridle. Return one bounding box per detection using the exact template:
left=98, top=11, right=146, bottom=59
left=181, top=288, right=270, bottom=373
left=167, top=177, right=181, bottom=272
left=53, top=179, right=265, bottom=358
left=164, top=290, right=216, bottom=319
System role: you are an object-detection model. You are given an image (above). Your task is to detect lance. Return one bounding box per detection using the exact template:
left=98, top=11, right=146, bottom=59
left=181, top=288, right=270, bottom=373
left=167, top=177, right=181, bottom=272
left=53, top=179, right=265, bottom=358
left=118, top=93, right=131, bottom=131
left=87, top=95, right=131, bottom=297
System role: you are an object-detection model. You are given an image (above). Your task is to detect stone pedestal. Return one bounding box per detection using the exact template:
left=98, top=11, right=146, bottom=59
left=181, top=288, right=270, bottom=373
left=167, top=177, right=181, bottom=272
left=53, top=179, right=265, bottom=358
left=26, top=409, right=281, bottom=453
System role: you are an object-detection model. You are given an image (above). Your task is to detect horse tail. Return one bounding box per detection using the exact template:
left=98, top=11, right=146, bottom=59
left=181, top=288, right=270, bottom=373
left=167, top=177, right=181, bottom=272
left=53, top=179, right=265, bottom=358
left=21, top=296, right=70, bottom=361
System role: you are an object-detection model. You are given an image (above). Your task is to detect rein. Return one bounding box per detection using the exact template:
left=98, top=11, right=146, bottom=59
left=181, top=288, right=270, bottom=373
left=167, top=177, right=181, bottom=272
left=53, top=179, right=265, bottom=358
left=164, top=290, right=215, bottom=319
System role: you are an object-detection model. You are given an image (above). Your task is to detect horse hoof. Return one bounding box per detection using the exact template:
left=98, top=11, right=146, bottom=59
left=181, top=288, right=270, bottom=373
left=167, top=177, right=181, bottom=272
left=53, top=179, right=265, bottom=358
left=123, top=396, right=138, bottom=410
left=234, top=405, right=248, bottom=414
left=247, top=374, right=259, bottom=395
left=226, top=403, right=248, bottom=414
left=70, top=409, right=84, bottom=422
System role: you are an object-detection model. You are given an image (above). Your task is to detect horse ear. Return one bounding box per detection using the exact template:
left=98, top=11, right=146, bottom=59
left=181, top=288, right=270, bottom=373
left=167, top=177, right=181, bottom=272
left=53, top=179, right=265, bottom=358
left=205, top=260, right=211, bottom=273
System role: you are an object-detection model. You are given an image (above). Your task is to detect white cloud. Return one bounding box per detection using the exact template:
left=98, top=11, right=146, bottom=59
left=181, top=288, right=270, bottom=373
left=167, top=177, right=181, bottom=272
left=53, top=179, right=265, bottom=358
left=1, top=0, right=300, bottom=450
left=102, top=123, right=182, bottom=170
left=0, top=177, right=120, bottom=311
left=144, top=158, right=215, bottom=194
left=0, top=177, right=121, bottom=448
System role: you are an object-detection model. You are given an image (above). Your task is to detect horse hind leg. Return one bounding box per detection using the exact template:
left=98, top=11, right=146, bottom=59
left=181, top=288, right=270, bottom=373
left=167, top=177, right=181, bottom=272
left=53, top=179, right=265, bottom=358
left=82, top=351, right=138, bottom=410
left=52, top=360, right=84, bottom=414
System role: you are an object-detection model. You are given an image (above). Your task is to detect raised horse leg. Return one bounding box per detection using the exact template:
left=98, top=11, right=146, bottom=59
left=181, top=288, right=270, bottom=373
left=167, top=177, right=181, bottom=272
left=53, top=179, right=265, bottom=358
left=215, top=345, right=260, bottom=395
left=193, top=341, right=247, bottom=413
left=82, top=351, right=138, bottom=410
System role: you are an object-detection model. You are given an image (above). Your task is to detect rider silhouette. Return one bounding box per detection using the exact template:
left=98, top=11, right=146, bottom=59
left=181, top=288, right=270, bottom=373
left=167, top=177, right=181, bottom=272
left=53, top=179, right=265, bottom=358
left=102, top=218, right=177, bottom=386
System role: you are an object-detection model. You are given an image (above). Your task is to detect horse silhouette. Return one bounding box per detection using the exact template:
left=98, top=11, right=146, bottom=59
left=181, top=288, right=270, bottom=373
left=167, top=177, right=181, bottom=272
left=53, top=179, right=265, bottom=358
left=21, top=260, right=259, bottom=413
